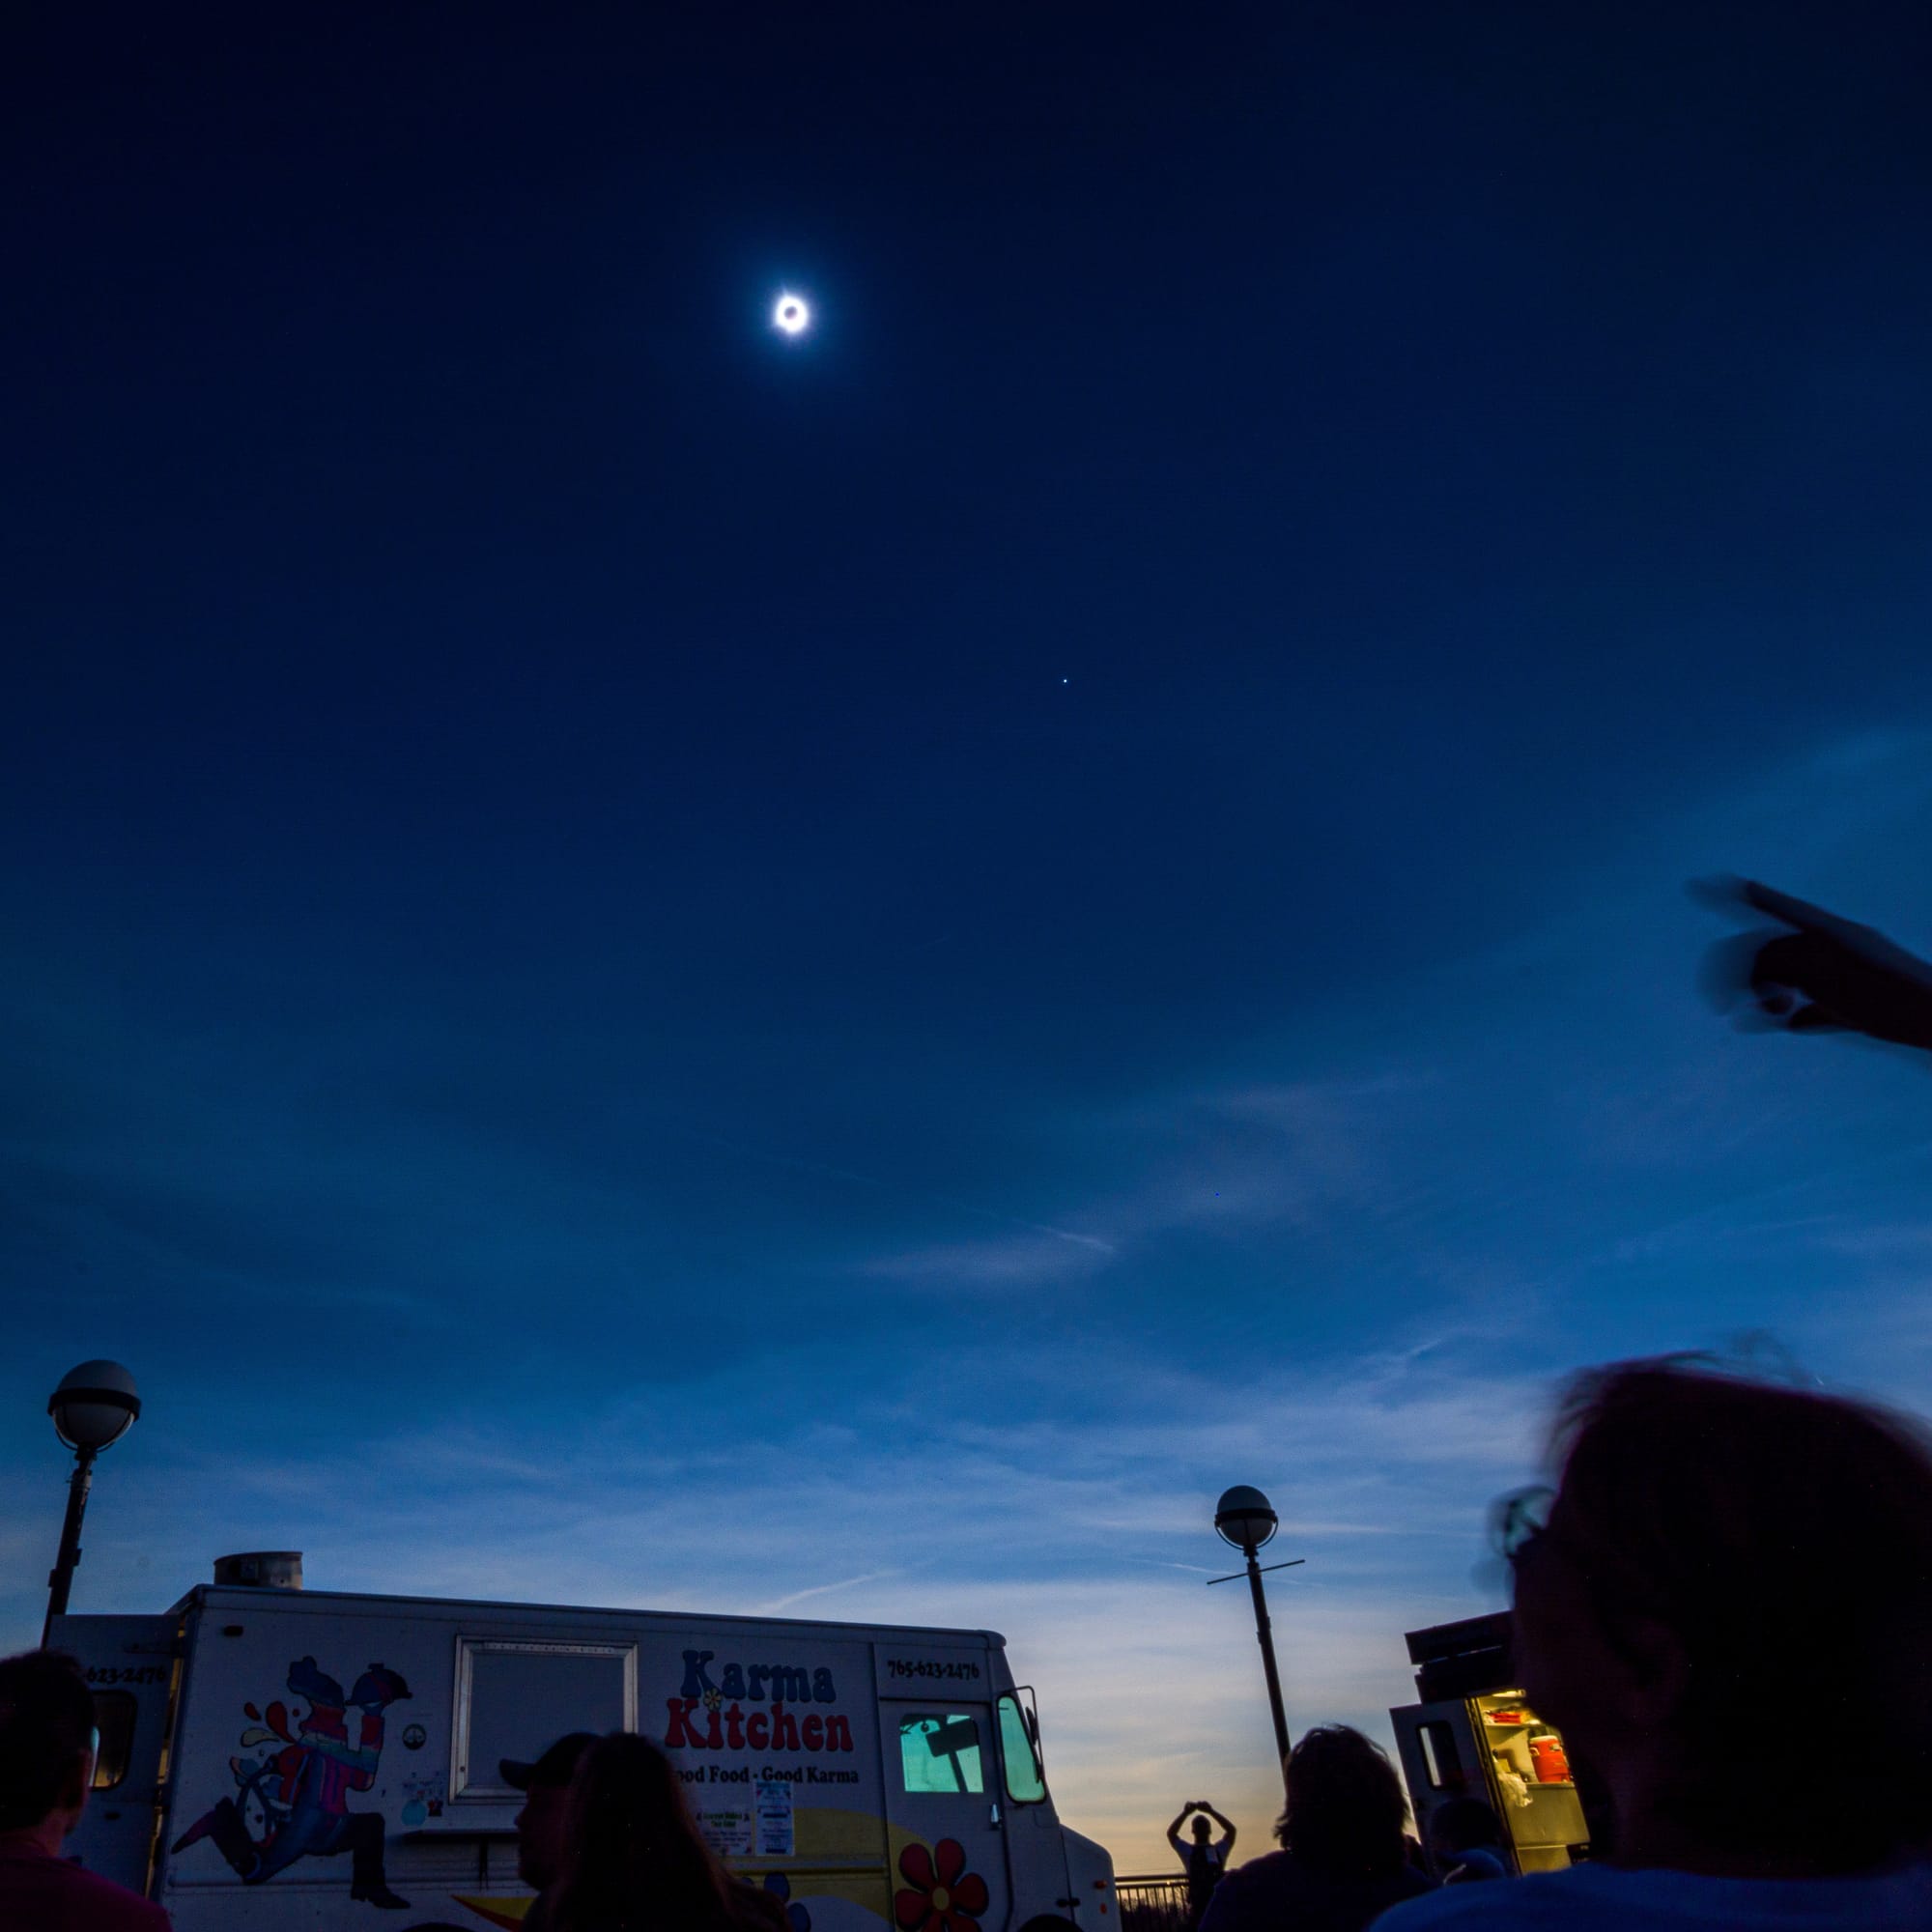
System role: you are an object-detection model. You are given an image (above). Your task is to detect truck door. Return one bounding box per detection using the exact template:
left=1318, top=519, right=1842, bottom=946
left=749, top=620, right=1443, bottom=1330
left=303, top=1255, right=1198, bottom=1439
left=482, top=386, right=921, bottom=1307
left=48, top=1613, right=180, bottom=1898
left=1389, top=1697, right=1485, bottom=1853
left=996, top=1686, right=1077, bottom=1926
left=882, top=1698, right=1010, bottom=1932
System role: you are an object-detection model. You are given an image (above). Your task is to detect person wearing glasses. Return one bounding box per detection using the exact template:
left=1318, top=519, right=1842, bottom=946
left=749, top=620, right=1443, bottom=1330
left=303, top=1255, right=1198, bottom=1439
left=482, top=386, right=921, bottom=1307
left=1375, top=1359, right=1932, bottom=1930
left=0, top=1648, right=171, bottom=1928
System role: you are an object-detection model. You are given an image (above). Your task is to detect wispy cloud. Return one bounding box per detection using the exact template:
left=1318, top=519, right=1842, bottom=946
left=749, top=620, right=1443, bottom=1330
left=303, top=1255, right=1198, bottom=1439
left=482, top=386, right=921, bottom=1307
left=860, top=1231, right=1116, bottom=1288
left=758, top=1569, right=905, bottom=1614
left=856, top=1074, right=1420, bottom=1291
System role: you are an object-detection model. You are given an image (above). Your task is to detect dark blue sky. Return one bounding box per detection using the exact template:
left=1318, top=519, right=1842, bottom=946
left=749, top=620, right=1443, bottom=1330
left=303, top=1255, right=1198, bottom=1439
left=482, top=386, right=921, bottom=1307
left=7, top=3, right=1932, bottom=1860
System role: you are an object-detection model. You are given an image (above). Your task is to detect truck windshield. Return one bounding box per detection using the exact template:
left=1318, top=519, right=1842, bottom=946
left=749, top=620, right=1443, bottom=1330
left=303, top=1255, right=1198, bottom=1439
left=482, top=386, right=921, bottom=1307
left=997, top=1691, right=1046, bottom=1804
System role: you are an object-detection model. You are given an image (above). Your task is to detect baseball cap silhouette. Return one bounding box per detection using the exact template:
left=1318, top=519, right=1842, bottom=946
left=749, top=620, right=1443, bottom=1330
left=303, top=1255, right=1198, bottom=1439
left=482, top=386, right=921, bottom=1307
left=500, top=1731, right=599, bottom=1790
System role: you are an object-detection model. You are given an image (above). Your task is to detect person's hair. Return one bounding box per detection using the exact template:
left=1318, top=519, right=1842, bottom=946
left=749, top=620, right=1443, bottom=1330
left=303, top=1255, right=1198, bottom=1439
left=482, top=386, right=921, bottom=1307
left=1426, top=1796, right=1503, bottom=1855
left=548, top=1733, right=782, bottom=1932
left=1545, top=1357, right=1932, bottom=1869
left=0, top=1650, right=95, bottom=1832
left=1272, top=1725, right=1410, bottom=1877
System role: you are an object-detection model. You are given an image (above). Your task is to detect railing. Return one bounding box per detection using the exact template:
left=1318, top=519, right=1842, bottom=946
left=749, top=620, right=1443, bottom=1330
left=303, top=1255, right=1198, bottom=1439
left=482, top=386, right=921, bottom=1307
left=1114, top=1872, right=1191, bottom=1932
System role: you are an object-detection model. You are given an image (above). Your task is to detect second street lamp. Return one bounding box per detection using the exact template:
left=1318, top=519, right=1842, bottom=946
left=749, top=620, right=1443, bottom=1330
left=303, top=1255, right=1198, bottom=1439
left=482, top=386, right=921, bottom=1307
left=1209, top=1484, right=1301, bottom=1787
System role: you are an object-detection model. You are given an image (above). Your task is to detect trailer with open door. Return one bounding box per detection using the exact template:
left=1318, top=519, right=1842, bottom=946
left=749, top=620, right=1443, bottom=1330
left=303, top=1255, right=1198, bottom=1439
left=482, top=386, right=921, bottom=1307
left=1388, top=1612, right=1592, bottom=1875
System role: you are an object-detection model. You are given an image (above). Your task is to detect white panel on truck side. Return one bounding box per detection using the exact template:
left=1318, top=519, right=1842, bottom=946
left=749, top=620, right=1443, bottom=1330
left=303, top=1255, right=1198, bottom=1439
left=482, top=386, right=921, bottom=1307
left=47, top=1612, right=181, bottom=1901
left=158, top=1594, right=464, bottom=1930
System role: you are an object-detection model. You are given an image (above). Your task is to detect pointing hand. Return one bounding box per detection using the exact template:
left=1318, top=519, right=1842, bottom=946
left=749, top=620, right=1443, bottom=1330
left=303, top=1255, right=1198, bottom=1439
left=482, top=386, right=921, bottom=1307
left=1695, top=877, right=1932, bottom=1053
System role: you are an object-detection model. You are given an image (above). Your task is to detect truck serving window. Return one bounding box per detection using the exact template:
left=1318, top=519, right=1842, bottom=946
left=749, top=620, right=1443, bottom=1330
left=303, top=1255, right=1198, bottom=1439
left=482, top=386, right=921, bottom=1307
left=90, top=1690, right=137, bottom=1790
left=454, top=1639, right=637, bottom=1799
left=898, top=1713, right=984, bottom=1794
left=996, top=1691, right=1045, bottom=1804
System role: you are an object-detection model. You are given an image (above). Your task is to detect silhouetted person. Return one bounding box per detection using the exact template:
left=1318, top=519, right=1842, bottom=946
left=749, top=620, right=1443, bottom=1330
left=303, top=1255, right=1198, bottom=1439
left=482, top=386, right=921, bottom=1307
left=1424, top=1800, right=1508, bottom=1885
left=546, top=1732, right=784, bottom=1932
left=1378, top=1358, right=1932, bottom=1929
left=1169, top=1801, right=1236, bottom=1922
left=1698, top=876, right=1932, bottom=1051
left=502, top=1731, right=598, bottom=1931
left=0, top=1648, right=171, bottom=1930
left=1199, top=1727, right=1433, bottom=1932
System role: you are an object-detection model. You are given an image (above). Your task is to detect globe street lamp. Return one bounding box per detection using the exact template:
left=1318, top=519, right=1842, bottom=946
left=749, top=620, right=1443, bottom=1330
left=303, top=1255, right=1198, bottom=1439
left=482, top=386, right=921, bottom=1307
left=1209, top=1484, right=1302, bottom=1786
left=43, top=1360, right=142, bottom=1646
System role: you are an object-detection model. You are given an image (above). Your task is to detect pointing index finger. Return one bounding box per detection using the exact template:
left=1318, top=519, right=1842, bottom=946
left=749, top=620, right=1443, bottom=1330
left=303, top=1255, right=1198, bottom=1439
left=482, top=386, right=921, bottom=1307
left=1733, top=880, right=1932, bottom=987
left=1734, top=878, right=1876, bottom=944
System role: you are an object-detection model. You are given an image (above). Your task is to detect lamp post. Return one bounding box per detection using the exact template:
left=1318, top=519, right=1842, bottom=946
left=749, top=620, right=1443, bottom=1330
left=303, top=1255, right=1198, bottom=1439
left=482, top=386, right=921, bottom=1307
left=43, top=1360, right=142, bottom=1647
left=1210, top=1484, right=1300, bottom=1786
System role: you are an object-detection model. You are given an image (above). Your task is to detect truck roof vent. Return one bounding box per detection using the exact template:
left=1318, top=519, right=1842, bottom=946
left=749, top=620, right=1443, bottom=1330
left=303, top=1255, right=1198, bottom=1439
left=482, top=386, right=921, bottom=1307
left=213, top=1551, right=304, bottom=1590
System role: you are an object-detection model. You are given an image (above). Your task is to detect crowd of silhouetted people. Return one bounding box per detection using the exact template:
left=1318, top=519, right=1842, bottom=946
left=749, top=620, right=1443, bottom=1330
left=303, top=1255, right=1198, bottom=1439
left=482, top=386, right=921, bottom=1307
left=1168, top=1742, right=1514, bottom=1930
left=1147, top=1355, right=1932, bottom=1931
left=12, top=882, right=1932, bottom=1926
left=12, top=1356, right=1932, bottom=1929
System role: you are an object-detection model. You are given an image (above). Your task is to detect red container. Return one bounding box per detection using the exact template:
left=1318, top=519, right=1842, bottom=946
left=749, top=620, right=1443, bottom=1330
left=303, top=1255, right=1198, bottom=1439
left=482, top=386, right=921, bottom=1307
left=1529, top=1735, right=1571, bottom=1783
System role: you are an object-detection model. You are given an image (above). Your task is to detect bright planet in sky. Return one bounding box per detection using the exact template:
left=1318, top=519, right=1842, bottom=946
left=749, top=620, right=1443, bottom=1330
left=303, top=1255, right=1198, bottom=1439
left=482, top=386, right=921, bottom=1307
left=773, top=293, right=810, bottom=335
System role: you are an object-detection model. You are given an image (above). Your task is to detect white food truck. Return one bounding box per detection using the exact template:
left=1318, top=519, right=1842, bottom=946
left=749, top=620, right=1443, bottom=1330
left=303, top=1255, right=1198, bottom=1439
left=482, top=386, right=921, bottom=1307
left=49, top=1551, right=1115, bottom=1932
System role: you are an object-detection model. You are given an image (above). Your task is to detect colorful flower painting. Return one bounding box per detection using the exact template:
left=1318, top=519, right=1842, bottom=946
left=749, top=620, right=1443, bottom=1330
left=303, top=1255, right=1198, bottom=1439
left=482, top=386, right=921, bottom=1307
left=894, top=1838, right=988, bottom=1932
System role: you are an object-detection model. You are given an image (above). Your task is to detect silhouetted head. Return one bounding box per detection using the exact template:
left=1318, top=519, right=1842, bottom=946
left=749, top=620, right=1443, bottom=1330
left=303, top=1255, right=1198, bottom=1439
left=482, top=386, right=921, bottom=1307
left=504, top=1731, right=597, bottom=1891
left=1514, top=1358, right=1932, bottom=1871
left=0, top=1650, right=97, bottom=1837
left=549, top=1733, right=781, bottom=1932
left=1427, top=1796, right=1503, bottom=1858
left=1273, top=1725, right=1410, bottom=1878
left=1191, top=1813, right=1212, bottom=1842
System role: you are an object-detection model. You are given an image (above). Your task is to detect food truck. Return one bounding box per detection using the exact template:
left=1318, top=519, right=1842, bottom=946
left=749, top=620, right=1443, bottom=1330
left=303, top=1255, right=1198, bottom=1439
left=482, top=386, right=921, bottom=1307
left=1387, top=1612, right=1592, bottom=1874
left=49, top=1550, right=1115, bottom=1932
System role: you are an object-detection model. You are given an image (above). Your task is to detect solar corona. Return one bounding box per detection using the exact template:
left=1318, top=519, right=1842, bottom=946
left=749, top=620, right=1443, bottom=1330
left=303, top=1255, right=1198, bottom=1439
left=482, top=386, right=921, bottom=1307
left=774, top=294, right=810, bottom=335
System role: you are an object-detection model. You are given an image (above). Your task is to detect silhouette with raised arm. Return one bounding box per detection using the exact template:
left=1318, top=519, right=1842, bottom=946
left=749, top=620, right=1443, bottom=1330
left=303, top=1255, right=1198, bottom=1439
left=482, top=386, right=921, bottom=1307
left=1169, top=1801, right=1236, bottom=1924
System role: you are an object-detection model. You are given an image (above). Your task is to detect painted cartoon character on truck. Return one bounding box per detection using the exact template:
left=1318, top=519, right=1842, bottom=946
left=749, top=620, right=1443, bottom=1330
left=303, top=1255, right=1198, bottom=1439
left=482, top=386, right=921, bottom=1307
left=172, top=1655, right=412, bottom=1909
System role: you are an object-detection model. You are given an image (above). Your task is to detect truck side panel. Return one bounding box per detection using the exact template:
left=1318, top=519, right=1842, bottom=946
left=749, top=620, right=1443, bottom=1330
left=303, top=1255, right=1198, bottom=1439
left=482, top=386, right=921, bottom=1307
left=156, top=1594, right=916, bottom=1931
